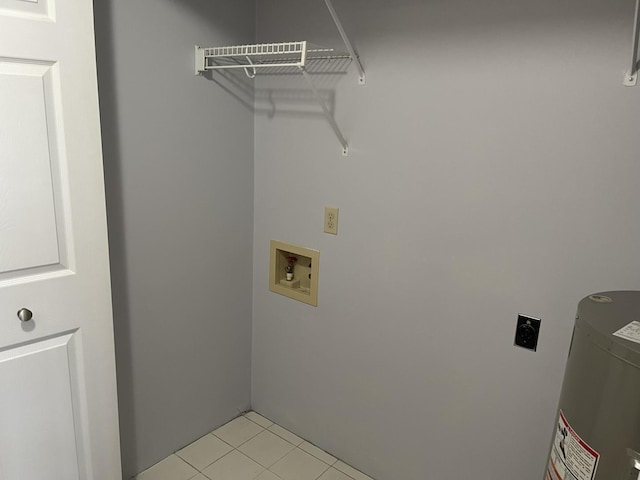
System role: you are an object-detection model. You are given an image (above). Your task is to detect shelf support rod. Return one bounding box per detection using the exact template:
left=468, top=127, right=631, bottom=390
left=624, top=0, right=640, bottom=86
left=300, top=67, right=349, bottom=156
left=323, top=0, right=366, bottom=85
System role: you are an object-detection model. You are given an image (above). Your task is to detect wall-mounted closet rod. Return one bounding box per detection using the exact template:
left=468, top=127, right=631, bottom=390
left=300, top=68, right=349, bottom=156
left=324, top=0, right=365, bottom=85
left=624, top=0, right=640, bottom=86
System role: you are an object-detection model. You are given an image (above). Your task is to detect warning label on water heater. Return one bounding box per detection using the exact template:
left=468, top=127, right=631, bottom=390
left=546, top=410, right=599, bottom=480
left=613, top=321, right=640, bottom=345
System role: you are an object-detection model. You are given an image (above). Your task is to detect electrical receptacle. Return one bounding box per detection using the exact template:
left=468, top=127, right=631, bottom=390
left=514, top=314, right=541, bottom=351
left=324, top=206, right=339, bottom=235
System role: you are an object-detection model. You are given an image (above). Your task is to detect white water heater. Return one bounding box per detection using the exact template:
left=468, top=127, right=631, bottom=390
left=546, top=291, right=640, bottom=480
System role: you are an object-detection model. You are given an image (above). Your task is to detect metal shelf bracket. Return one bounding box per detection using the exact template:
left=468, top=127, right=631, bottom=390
left=324, top=0, right=366, bottom=85
left=624, top=0, right=640, bottom=86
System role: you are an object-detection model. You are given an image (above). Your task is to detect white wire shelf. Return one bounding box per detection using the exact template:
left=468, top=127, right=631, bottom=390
left=194, top=0, right=365, bottom=156
left=195, top=41, right=351, bottom=77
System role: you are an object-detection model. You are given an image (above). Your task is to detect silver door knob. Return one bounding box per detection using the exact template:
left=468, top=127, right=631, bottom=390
left=17, top=308, right=33, bottom=322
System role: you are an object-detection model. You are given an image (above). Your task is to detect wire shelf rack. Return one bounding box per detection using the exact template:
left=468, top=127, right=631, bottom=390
left=195, top=41, right=351, bottom=77
left=194, top=0, right=365, bottom=155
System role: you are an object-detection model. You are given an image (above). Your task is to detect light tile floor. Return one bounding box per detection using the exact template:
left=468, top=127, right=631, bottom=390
left=136, top=411, right=374, bottom=480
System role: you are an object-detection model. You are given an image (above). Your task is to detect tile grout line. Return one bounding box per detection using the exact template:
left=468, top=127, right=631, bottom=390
left=144, top=412, right=373, bottom=480
left=241, top=412, right=363, bottom=480
left=176, top=434, right=235, bottom=472
left=246, top=412, right=348, bottom=472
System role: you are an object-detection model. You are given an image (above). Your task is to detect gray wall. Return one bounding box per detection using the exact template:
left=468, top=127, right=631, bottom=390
left=93, top=1, right=255, bottom=477
left=252, top=1, right=640, bottom=480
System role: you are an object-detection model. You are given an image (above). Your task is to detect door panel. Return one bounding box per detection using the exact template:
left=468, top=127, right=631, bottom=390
left=0, top=60, right=67, bottom=277
left=0, top=333, right=83, bottom=480
left=0, top=0, right=52, bottom=21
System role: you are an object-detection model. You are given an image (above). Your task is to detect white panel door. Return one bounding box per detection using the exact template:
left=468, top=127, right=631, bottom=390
left=0, top=0, right=121, bottom=479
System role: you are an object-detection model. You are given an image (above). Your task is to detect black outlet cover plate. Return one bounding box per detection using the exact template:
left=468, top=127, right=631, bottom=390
left=514, top=314, right=541, bottom=351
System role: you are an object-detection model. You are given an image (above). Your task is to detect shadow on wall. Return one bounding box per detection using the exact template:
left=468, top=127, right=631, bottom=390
left=202, top=66, right=349, bottom=120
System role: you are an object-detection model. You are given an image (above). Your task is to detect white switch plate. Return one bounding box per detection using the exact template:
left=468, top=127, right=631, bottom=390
left=324, top=207, right=339, bottom=235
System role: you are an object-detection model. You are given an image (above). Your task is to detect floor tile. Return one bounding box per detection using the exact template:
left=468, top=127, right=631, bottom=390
left=270, top=448, right=330, bottom=480
left=268, top=424, right=304, bottom=446
left=255, top=471, right=283, bottom=480
left=176, top=433, right=233, bottom=470
left=245, top=411, right=274, bottom=428
left=213, top=416, right=264, bottom=447
left=201, top=450, right=265, bottom=480
left=318, top=468, right=353, bottom=480
left=238, top=430, right=296, bottom=467
left=299, top=441, right=336, bottom=465
left=333, top=460, right=374, bottom=480
left=135, top=454, right=198, bottom=480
